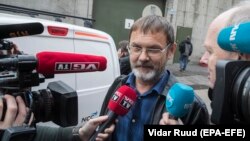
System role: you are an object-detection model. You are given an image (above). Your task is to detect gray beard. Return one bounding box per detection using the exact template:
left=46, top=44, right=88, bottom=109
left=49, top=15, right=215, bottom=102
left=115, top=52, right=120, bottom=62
left=132, top=68, right=164, bottom=83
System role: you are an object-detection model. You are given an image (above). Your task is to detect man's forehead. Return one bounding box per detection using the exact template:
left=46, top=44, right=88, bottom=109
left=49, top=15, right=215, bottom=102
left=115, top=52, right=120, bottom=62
left=132, top=29, right=165, bottom=35
left=210, top=7, right=239, bottom=28
left=131, top=30, right=167, bottom=40
left=205, top=12, right=232, bottom=49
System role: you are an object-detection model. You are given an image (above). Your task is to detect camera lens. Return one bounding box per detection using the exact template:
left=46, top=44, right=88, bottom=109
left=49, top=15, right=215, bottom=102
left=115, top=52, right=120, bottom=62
left=31, top=89, right=54, bottom=122
left=233, top=67, right=250, bottom=123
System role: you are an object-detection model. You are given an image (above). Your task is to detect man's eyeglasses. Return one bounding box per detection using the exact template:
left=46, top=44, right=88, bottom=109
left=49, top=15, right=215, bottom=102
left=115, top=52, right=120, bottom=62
left=127, top=43, right=171, bottom=57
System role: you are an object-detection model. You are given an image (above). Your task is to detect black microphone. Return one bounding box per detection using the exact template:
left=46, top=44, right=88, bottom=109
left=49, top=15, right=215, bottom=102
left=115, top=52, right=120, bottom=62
left=0, top=22, right=44, bottom=39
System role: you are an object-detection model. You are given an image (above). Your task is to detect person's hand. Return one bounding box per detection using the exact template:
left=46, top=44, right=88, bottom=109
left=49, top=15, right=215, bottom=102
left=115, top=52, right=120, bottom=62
left=159, top=112, right=182, bottom=125
left=79, top=115, right=115, bottom=141
left=7, top=43, right=21, bottom=55
left=0, top=95, right=28, bottom=129
left=0, top=42, right=22, bottom=55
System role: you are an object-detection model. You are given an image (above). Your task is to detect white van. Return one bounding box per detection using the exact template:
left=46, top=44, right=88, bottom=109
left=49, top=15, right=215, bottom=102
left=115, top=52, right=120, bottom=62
left=0, top=13, right=120, bottom=125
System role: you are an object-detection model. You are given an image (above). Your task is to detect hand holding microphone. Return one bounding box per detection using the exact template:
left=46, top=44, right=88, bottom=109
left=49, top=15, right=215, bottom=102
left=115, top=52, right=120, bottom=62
left=77, top=115, right=115, bottom=141
left=159, top=83, right=194, bottom=125
left=89, top=85, right=137, bottom=141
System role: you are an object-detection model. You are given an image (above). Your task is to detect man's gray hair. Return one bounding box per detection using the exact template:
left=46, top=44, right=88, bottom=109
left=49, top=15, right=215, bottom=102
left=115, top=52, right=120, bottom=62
left=227, top=1, right=250, bottom=26
left=129, top=15, right=174, bottom=46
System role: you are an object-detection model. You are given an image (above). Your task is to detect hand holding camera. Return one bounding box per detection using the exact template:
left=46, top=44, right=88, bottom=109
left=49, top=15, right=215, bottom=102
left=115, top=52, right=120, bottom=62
left=0, top=95, right=28, bottom=129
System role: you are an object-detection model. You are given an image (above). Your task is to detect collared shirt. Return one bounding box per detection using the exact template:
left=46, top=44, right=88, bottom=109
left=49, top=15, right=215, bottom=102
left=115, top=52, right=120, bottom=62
left=113, top=71, right=169, bottom=141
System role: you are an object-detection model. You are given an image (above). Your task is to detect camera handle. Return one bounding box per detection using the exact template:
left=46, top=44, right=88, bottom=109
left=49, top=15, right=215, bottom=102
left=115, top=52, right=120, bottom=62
left=1, top=126, right=36, bottom=141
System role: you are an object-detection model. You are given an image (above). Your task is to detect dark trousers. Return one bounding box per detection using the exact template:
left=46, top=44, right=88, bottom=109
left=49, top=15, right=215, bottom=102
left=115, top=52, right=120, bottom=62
left=179, top=54, right=189, bottom=70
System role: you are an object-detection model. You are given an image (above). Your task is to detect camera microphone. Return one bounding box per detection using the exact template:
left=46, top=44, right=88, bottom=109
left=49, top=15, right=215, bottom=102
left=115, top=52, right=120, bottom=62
left=217, top=21, right=250, bottom=54
left=0, top=51, right=107, bottom=78
left=0, top=51, right=107, bottom=89
left=36, top=51, right=107, bottom=77
left=166, top=83, right=194, bottom=118
left=0, top=22, right=44, bottom=39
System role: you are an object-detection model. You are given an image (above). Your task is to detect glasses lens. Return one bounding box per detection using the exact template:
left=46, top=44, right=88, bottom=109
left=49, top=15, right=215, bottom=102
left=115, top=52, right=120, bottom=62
left=128, top=44, right=169, bottom=57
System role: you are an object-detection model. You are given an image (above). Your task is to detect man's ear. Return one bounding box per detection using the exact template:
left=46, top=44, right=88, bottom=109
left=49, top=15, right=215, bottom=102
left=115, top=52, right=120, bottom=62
left=166, top=43, right=176, bottom=59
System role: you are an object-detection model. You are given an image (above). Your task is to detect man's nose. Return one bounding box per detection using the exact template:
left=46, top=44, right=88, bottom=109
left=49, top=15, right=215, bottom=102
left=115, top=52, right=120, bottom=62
left=199, top=51, right=209, bottom=67
left=138, top=49, right=150, bottom=61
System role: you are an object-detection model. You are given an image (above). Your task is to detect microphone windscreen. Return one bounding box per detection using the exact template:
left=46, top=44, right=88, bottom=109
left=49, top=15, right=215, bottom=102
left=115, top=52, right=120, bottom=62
left=36, top=51, right=107, bottom=76
left=0, top=22, right=44, bottom=39
left=166, top=83, right=194, bottom=118
left=108, top=85, right=137, bottom=116
left=217, top=22, right=250, bottom=54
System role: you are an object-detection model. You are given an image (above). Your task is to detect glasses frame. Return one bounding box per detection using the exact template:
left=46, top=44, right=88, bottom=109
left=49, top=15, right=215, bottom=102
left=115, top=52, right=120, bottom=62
left=127, top=43, right=171, bottom=57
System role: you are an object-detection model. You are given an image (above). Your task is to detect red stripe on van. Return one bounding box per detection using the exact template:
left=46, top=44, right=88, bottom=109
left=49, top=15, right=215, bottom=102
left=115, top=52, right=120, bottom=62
left=48, top=26, right=68, bottom=36
left=75, top=31, right=108, bottom=40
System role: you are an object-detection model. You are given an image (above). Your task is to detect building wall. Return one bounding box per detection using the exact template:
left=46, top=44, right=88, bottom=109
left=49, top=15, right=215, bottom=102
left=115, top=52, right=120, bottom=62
left=92, top=0, right=166, bottom=46
left=0, top=0, right=245, bottom=63
left=165, top=0, right=242, bottom=63
left=0, top=0, right=93, bottom=26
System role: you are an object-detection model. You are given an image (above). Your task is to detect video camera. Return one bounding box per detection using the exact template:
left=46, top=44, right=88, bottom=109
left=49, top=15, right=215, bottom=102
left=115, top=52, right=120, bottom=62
left=211, top=60, right=250, bottom=124
left=0, top=23, right=78, bottom=141
left=211, top=22, right=250, bottom=124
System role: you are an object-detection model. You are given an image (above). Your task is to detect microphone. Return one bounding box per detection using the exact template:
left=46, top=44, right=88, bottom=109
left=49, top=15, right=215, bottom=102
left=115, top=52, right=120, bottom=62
left=0, top=22, right=44, bottom=39
left=0, top=51, right=107, bottom=78
left=36, top=51, right=107, bottom=77
left=217, top=22, right=250, bottom=54
left=89, top=85, right=137, bottom=141
left=166, top=83, right=194, bottom=118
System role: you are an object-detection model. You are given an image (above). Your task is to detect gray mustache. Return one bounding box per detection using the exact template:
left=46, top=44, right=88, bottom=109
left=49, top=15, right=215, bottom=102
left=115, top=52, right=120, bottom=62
left=134, top=62, right=153, bottom=68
